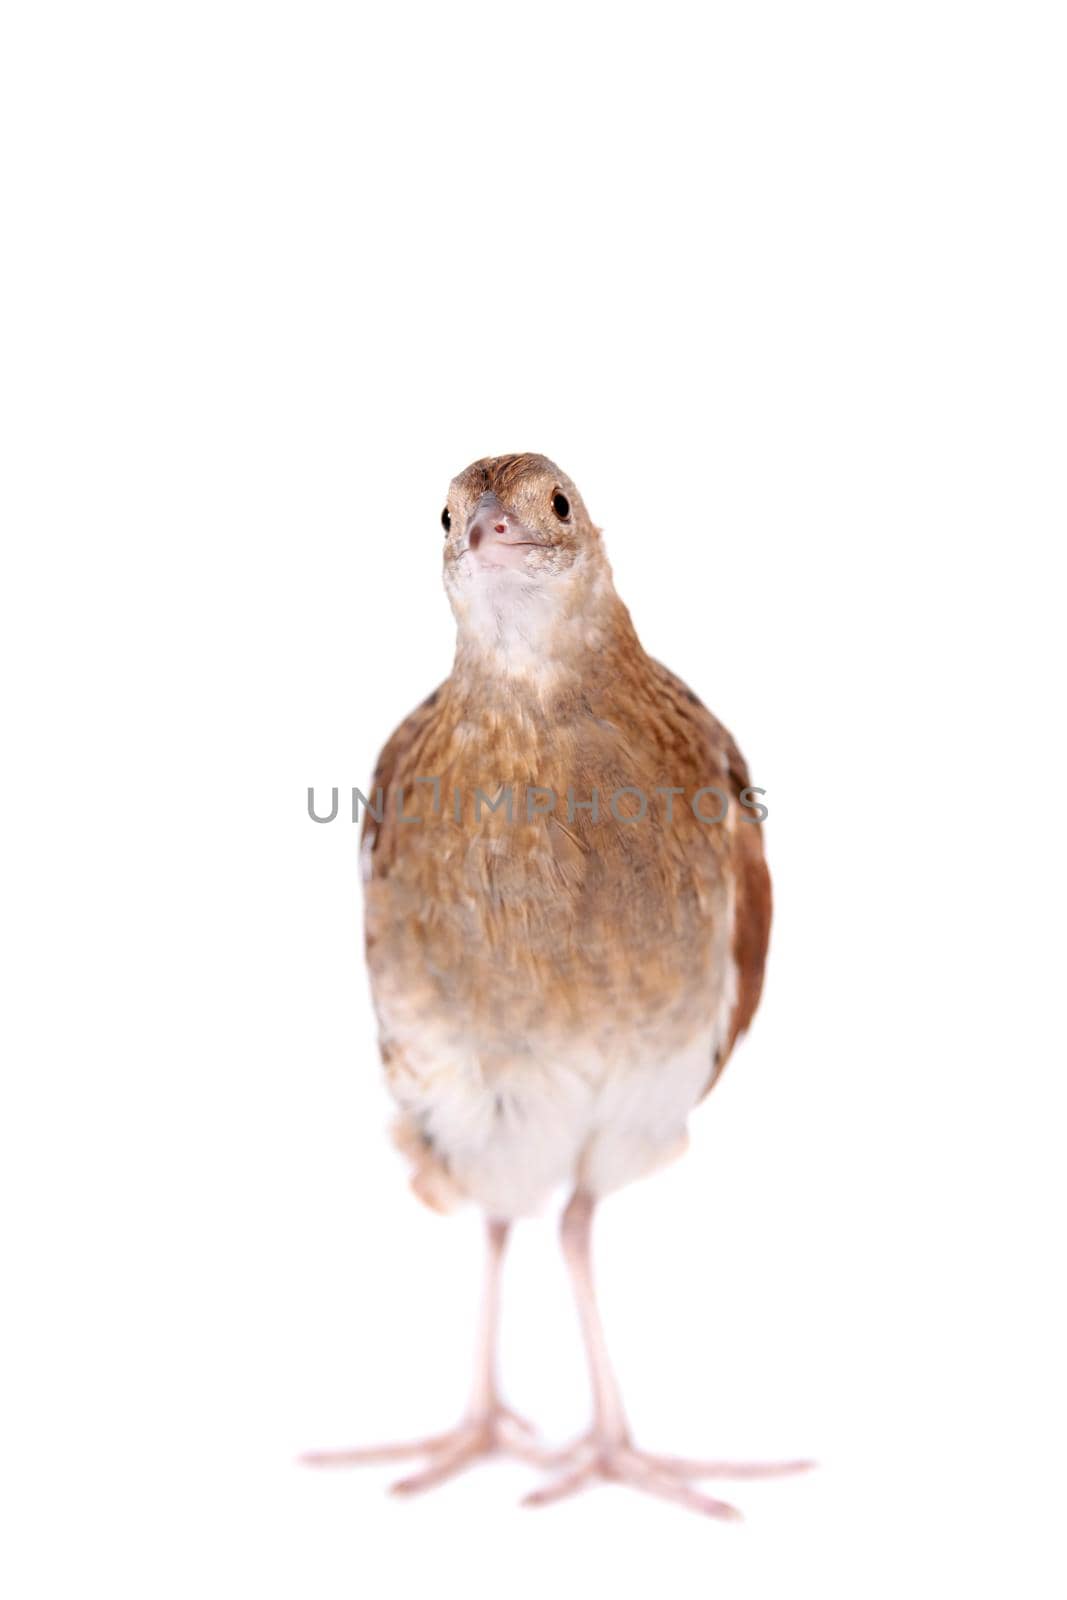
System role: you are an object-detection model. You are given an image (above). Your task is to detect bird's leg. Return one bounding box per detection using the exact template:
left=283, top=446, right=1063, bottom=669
left=523, top=1190, right=813, bottom=1519
left=302, top=1216, right=543, bottom=1494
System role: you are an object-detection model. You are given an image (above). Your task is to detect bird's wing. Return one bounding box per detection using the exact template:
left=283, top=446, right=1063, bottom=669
left=360, top=683, right=447, bottom=875
left=648, top=662, right=773, bottom=1086
left=718, top=726, right=773, bottom=1059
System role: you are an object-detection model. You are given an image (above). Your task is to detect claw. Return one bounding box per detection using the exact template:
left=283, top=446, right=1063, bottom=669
left=523, top=1437, right=810, bottom=1519
left=390, top=1432, right=486, bottom=1495
left=614, top=1455, right=741, bottom=1521
left=299, top=1431, right=457, bottom=1467
left=523, top=1464, right=596, bottom=1507
left=300, top=1404, right=546, bottom=1493
left=645, top=1452, right=817, bottom=1481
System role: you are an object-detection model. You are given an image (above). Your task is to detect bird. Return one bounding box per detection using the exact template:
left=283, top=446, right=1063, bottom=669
left=303, top=453, right=810, bottom=1518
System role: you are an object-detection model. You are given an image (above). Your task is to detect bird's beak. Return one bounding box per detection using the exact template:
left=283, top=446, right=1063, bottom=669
left=463, top=492, right=543, bottom=569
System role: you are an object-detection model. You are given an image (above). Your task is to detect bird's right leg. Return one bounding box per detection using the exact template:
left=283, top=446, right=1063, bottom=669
left=521, top=1190, right=812, bottom=1518
left=301, top=1216, right=543, bottom=1494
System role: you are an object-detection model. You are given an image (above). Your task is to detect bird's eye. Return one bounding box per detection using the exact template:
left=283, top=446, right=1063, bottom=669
left=441, top=507, right=451, bottom=532
left=552, top=492, right=571, bottom=520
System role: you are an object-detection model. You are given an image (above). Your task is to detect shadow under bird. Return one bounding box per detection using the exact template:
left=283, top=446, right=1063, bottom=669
left=303, top=453, right=811, bottom=1517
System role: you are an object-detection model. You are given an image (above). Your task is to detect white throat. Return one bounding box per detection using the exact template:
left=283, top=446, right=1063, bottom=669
left=451, top=554, right=616, bottom=688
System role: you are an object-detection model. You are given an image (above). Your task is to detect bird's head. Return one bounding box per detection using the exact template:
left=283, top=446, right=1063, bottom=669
left=441, top=453, right=619, bottom=682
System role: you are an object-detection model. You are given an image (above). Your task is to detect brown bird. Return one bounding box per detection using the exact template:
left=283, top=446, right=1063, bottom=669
left=304, top=453, right=810, bottom=1517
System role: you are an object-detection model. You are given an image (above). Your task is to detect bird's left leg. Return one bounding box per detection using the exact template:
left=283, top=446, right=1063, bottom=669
left=302, top=1217, right=543, bottom=1493
left=523, top=1190, right=812, bottom=1519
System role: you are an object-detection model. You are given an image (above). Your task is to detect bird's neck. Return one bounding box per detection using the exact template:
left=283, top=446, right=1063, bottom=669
left=450, top=565, right=644, bottom=708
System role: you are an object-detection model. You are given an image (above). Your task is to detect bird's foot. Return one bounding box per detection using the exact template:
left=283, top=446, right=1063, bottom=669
left=300, top=1404, right=547, bottom=1495
left=522, top=1435, right=815, bottom=1520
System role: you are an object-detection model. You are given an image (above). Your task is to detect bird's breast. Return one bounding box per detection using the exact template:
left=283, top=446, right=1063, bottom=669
left=365, top=725, right=735, bottom=1087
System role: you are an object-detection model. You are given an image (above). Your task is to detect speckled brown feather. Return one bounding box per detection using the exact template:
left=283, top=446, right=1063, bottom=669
left=365, top=661, right=768, bottom=1069
left=361, top=453, right=771, bottom=1206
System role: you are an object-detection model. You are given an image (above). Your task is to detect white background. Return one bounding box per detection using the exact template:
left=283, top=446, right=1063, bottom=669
left=2, top=2, right=1065, bottom=1596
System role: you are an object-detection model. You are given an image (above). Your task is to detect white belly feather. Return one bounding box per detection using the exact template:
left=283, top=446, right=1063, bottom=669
left=385, top=953, right=737, bottom=1219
